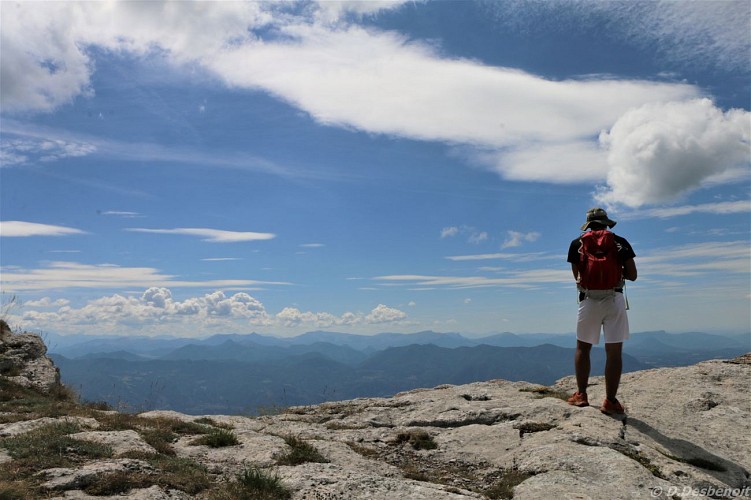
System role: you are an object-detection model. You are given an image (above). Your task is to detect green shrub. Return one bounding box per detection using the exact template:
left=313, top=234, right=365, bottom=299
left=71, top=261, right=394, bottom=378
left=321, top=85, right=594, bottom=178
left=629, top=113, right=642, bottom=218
left=276, top=435, right=329, bottom=465
left=211, top=467, right=292, bottom=500
left=190, top=428, right=239, bottom=448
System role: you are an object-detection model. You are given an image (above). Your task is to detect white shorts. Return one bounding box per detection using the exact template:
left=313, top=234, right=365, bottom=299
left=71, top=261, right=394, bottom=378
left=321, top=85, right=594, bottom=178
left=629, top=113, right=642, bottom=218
left=576, top=291, right=629, bottom=345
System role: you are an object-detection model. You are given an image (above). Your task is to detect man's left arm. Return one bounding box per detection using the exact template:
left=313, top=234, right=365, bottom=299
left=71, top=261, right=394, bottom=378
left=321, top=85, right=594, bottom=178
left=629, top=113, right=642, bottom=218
left=623, top=258, right=637, bottom=281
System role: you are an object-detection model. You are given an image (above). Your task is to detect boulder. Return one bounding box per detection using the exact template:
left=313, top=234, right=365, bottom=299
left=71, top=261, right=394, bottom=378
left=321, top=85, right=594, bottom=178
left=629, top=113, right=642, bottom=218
left=0, top=326, right=60, bottom=393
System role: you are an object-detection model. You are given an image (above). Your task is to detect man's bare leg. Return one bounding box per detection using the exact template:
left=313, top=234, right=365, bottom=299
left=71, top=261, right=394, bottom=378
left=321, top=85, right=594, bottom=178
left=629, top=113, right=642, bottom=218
left=604, top=342, right=623, bottom=401
left=575, top=340, right=592, bottom=394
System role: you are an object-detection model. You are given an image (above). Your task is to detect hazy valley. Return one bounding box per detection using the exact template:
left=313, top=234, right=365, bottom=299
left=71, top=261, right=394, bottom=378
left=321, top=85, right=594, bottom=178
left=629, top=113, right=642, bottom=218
left=46, top=330, right=749, bottom=415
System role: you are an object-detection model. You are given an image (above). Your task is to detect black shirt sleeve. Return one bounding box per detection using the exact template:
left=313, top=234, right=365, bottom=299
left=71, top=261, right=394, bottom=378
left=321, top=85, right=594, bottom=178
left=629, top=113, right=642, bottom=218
left=614, top=235, right=636, bottom=262
left=567, top=238, right=581, bottom=264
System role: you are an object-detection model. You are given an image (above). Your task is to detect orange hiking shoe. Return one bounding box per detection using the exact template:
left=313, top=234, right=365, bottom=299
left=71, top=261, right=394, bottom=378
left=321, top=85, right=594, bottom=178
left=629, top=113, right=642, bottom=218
left=567, top=391, right=589, bottom=407
left=600, top=398, right=625, bottom=415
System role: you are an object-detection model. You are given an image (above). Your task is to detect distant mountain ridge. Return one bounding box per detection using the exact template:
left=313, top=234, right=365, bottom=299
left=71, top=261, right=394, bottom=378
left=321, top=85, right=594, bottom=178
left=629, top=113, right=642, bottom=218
left=47, top=329, right=748, bottom=364
left=44, top=329, right=749, bottom=415
left=51, top=343, right=648, bottom=415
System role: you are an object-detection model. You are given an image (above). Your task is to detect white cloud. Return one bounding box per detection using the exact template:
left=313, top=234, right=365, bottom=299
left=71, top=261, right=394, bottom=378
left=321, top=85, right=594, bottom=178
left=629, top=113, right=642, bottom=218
left=374, top=270, right=570, bottom=289
left=16, top=287, right=273, bottom=331
left=474, top=140, right=608, bottom=183
left=627, top=200, right=751, bottom=219
left=314, top=0, right=414, bottom=24
left=2, top=1, right=745, bottom=207
left=0, top=221, right=85, bottom=237
left=208, top=23, right=696, bottom=149
left=468, top=231, right=488, bottom=245
left=300, top=243, right=325, bottom=248
left=501, top=231, right=541, bottom=249
left=126, top=227, right=276, bottom=243
left=441, top=225, right=488, bottom=244
left=636, top=241, right=750, bottom=286
left=0, top=261, right=288, bottom=291
left=23, top=297, right=70, bottom=308
left=274, top=304, right=407, bottom=328
left=100, top=211, right=142, bottom=218
left=446, top=252, right=556, bottom=263
left=441, top=226, right=460, bottom=238
left=596, top=99, right=750, bottom=208
left=365, top=304, right=407, bottom=323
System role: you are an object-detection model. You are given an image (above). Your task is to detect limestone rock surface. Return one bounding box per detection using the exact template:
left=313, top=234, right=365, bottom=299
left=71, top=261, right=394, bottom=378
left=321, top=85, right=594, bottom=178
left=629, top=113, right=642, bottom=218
left=1, top=348, right=749, bottom=499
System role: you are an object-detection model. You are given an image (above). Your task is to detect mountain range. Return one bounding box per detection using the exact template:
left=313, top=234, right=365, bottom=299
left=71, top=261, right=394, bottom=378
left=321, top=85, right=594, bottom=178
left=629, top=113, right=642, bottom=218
left=47, top=330, right=749, bottom=415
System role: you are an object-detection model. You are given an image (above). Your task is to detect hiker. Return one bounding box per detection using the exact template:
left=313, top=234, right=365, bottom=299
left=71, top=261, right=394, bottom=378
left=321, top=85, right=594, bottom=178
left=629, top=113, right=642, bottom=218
left=566, top=207, right=637, bottom=415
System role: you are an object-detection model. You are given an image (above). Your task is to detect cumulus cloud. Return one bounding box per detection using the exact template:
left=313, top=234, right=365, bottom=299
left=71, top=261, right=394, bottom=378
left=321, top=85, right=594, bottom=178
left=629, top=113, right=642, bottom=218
left=596, top=99, right=750, bottom=208
left=10, top=287, right=408, bottom=334
left=0, top=221, right=85, bottom=237
left=23, top=297, right=70, bottom=308
left=365, top=304, right=407, bottom=323
left=126, top=227, right=276, bottom=243
left=501, top=231, right=541, bottom=249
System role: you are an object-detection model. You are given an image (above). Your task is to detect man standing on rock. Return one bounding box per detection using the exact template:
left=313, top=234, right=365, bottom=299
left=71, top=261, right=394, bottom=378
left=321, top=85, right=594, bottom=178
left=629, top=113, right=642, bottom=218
left=566, top=208, right=637, bottom=415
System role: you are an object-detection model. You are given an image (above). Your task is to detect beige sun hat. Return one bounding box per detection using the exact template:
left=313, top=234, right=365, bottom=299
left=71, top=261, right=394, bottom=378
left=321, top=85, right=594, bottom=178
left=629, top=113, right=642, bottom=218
left=581, top=207, right=617, bottom=230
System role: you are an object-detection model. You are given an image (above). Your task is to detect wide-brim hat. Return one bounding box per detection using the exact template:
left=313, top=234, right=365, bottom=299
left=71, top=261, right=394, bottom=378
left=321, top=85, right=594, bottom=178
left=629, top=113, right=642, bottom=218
left=581, top=207, right=617, bottom=230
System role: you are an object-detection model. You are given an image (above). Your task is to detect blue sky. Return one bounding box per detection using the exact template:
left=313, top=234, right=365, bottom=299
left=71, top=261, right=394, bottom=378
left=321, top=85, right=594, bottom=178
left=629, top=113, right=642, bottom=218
left=1, top=0, right=749, bottom=338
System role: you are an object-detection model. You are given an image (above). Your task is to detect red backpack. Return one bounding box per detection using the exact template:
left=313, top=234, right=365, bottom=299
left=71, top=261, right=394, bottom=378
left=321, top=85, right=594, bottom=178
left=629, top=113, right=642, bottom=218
left=578, top=230, right=622, bottom=290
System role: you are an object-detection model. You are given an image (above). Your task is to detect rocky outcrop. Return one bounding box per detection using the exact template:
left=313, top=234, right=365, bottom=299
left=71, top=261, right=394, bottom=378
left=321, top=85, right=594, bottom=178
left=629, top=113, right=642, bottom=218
left=0, top=336, right=749, bottom=499
left=0, top=321, right=60, bottom=393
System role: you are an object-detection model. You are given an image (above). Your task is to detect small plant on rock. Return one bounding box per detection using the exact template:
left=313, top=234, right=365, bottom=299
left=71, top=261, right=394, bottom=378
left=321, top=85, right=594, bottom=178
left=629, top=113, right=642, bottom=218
left=190, top=428, right=240, bottom=448
left=395, top=430, right=437, bottom=450
left=210, top=467, right=292, bottom=500
left=276, top=435, right=329, bottom=465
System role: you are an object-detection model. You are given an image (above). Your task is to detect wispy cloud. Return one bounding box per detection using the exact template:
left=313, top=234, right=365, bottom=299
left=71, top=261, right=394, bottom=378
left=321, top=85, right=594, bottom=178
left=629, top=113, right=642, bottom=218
left=440, top=225, right=488, bottom=244
left=0, top=137, right=97, bottom=167
left=624, top=200, right=751, bottom=219
left=482, top=1, right=750, bottom=73
left=0, top=261, right=289, bottom=292
left=0, top=221, right=85, bottom=238
left=201, top=257, right=242, bottom=262
left=300, top=243, right=325, bottom=248
left=100, top=210, right=143, bottom=218
left=446, top=251, right=556, bottom=263
left=0, top=121, right=298, bottom=178
left=374, top=269, right=570, bottom=289
left=125, top=227, right=276, bottom=243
